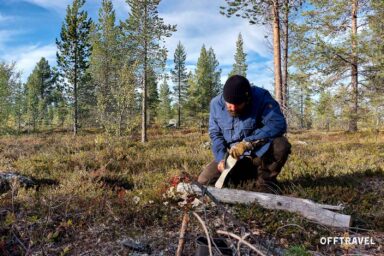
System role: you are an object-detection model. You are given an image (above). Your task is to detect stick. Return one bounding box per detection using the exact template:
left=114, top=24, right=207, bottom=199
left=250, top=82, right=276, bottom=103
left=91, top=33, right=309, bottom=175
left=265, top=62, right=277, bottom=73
left=176, top=212, right=190, bottom=256
left=192, top=212, right=213, bottom=256
left=217, top=230, right=266, bottom=256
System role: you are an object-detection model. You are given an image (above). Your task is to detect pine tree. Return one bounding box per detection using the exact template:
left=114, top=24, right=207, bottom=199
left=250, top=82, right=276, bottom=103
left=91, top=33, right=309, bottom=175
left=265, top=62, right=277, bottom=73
left=122, top=0, right=176, bottom=142
left=171, top=41, right=188, bottom=127
left=290, top=0, right=371, bottom=132
left=90, top=0, right=120, bottom=130
left=229, top=33, right=247, bottom=77
left=56, top=0, right=92, bottom=135
left=361, top=1, right=384, bottom=128
left=221, top=0, right=283, bottom=105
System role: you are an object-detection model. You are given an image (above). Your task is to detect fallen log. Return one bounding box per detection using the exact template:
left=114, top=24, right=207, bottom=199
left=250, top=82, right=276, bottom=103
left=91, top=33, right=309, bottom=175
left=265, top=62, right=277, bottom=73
left=0, top=172, right=35, bottom=193
left=177, top=183, right=351, bottom=228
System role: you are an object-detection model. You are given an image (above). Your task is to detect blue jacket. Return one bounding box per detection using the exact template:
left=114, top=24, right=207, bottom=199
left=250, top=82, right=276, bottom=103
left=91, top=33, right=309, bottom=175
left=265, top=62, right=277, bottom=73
left=209, top=86, right=287, bottom=163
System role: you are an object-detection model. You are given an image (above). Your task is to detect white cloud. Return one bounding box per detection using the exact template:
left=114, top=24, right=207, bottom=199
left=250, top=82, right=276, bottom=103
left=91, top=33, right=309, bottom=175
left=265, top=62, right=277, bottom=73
left=111, top=0, right=130, bottom=19
left=23, top=0, right=72, bottom=11
left=159, top=0, right=272, bottom=89
left=0, top=29, right=25, bottom=50
left=1, top=44, right=57, bottom=82
left=0, top=13, right=13, bottom=22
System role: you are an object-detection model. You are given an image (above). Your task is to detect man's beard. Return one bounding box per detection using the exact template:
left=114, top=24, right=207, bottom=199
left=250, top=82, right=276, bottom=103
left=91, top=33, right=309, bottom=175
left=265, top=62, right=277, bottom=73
left=227, top=105, right=248, bottom=117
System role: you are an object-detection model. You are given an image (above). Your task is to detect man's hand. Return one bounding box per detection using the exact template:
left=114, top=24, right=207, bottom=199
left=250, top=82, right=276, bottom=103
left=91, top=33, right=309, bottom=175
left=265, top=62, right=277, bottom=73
left=229, top=141, right=253, bottom=159
left=217, top=160, right=225, bottom=173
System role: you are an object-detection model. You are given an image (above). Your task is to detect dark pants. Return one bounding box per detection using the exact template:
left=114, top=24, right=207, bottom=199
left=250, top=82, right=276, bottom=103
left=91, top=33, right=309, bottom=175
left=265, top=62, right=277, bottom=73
left=198, top=137, right=291, bottom=189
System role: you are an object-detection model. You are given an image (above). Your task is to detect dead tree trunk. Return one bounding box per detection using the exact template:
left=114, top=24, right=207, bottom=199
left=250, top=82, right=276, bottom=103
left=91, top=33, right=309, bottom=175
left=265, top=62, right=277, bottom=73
left=177, top=183, right=351, bottom=228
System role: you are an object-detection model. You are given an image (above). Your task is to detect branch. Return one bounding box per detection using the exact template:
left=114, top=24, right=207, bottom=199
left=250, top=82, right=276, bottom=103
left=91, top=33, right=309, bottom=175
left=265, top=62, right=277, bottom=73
left=217, top=230, right=266, bottom=256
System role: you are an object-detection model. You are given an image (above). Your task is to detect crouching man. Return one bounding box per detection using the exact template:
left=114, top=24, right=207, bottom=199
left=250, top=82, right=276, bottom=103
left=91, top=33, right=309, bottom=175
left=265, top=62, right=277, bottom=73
left=198, top=75, right=291, bottom=191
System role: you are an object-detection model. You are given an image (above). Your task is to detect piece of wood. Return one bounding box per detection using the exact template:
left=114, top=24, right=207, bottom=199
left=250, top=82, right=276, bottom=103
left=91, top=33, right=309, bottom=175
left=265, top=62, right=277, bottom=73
left=215, top=155, right=237, bottom=188
left=176, top=212, right=190, bottom=256
left=177, top=183, right=351, bottom=228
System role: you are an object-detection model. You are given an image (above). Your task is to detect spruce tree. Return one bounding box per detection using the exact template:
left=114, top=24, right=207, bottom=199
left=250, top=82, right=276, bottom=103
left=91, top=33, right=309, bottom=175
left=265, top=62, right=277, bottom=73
left=188, top=45, right=221, bottom=126
left=25, top=58, right=55, bottom=130
left=171, top=41, right=188, bottom=127
left=147, top=68, right=159, bottom=125
left=158, top=75, right=172, bottom=124
left=207, top=47, right=222, bottom=99
left=25, top=68, right=40, bottom=131
left=56, top=0, right=92, bottom=135
left=122, top=0, right=176, bottom=142
left=229, top=33, right=247, bottom=77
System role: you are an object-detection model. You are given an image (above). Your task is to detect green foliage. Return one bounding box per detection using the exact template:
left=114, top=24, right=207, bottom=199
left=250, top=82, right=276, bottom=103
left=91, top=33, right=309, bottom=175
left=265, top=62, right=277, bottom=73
left=220, top=0, right=271, bottom=25
left=187, top=45, right=221, bottom=125
left=0, top=61, right=22, bottom=132
left=90, top=0, right=121, bottom=130
left=288, top=72, right=314, bottom=129
left=157, top=76, right=172, bottom=124
left=229, top=33, right=247, bottom=77
left=147, top=68, right=160, bottom=125
left=286, top=245, right=311, bottom=256
left=56, top=0, right=93, bottom=135
left=289, top=0, right=375, bottom=131
left=122, top=0, right=176, bottom=142
left=25, top=58, right=57, bottom=131
left=171, top=41, right=188, bottom=127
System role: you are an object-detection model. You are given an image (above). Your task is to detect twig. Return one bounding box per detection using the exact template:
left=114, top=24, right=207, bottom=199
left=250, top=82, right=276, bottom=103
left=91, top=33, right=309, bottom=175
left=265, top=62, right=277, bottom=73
left=187, top=180, right=276, bottom=255
left=192, top=212, right=213, bottom=256
left=176, top=212, right=190, bottom=256
left=11, top=229, right=27, bottom=253
left=217, top=230, right=266, bottom=256
left=237, top=231, right=261, bottom=254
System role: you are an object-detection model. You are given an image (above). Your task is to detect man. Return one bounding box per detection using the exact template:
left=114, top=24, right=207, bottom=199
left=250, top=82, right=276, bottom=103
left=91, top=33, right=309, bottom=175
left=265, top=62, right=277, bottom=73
left=198, top=75, right=291, bottom=191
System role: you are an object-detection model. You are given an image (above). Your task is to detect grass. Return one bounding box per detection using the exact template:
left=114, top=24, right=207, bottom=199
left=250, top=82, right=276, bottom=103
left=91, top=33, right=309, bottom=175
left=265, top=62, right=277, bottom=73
left=0, top=128, right=383, bottom=255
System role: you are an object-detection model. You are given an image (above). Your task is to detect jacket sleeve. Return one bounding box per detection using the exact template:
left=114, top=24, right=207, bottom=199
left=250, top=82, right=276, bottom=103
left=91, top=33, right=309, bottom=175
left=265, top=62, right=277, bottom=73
left=208, top=100, right=227, bottom=163
left=243, top=91, right=287, bottom=143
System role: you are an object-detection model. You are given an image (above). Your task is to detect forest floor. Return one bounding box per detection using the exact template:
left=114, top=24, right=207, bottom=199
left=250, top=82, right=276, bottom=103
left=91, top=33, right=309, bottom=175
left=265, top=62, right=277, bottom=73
left=0, top=128, right=383, bottom=255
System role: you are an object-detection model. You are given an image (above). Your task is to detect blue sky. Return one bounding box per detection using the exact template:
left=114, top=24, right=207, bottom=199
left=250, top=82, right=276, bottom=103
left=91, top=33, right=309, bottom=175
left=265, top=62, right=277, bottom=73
left=0, top=0, right=274, bottom=91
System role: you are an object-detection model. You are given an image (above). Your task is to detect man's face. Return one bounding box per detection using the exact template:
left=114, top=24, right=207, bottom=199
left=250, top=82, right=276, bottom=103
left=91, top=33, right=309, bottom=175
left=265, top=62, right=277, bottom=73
left=225, top=101, right=247, bottom=117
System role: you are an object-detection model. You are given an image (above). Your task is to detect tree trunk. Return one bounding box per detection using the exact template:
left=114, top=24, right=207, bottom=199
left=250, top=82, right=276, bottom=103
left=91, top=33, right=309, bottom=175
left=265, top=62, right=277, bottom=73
left=177, top=183, right=351, bottom=228
left=141, top=2, right=148, bottom=143
left=282, top=0, right=289, bottom=117
left=272, top=0, right=283, bottom=106
left=349, top=0, right=358, bottom=132
left=178, top=69, right=181, bottom=128
left=300, top=87, right=304, bottom=129
left=74, top=41, right=78, bottom=136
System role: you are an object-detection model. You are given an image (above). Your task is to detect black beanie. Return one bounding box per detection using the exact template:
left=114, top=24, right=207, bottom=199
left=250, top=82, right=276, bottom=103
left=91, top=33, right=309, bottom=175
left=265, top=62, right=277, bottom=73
left=223, top=75, right=251, bottom=104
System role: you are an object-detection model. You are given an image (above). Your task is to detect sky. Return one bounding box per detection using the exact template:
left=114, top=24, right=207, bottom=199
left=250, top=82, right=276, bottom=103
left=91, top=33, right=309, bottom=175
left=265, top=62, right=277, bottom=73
left=0, top=0, right=274, bottom=91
